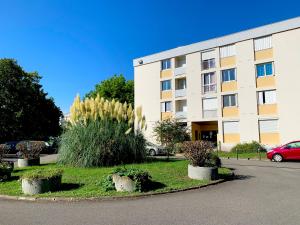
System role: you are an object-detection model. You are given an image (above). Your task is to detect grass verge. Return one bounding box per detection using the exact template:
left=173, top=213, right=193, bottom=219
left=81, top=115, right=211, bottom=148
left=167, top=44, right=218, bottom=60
left=0, top=159, right=231, bottom=198
left=217, top=151, right=267, bottom=160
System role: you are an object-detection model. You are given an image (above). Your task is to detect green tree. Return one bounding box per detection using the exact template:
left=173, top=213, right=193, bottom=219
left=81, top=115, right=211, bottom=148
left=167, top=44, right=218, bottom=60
left=85, top=74, right=134, bottom=105
left=153, top=119, right=190, bottom=159
left=0, top=58, right=62, bottom=142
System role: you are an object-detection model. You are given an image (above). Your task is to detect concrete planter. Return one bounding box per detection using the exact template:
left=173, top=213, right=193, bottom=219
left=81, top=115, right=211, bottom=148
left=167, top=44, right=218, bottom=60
left=18, top=158, right=40, bottom=168
left=21, top=176, right=62, bottom=195
left=112, top=174, right=135, bottom=192
left=188, top=164, right=218, bottom=181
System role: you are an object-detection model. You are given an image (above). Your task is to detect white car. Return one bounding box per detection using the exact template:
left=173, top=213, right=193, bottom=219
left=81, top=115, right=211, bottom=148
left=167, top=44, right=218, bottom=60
left=146, top=143, right=166, bottom=156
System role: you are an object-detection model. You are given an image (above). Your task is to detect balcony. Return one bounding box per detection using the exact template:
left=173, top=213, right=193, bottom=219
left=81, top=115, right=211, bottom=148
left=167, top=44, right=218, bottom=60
left=174, top=66, right=186, bottom=76
left=175, top=89, right=186, bottom=98
left=202, top=84, right=217, bottom=94
left=203, top=109, right=217, bottom=118
left=175, top=111, right=187, bottom=119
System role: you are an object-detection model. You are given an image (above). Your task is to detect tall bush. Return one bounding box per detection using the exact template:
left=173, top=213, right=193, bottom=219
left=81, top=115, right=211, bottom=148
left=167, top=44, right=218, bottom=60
left=58, top=95, right=147, bottom=167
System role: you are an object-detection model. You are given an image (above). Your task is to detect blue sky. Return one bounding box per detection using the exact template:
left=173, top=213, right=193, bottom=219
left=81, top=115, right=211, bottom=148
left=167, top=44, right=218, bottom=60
left=0, top=0, right=299, bottom=113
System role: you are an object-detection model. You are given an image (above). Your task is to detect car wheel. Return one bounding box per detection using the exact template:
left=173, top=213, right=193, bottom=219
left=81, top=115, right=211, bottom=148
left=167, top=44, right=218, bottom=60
left=149, top=149, right=156, bottom=156
left=273, top=154, right=283, bottom=162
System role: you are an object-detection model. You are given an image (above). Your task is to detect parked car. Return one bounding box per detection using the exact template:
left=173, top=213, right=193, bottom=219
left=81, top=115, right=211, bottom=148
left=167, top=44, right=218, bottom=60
left=1, top=141, right=19, bottom=154
left=146, top=143, right=166, bottom=156
left=267, top=140, right=300, bottom=162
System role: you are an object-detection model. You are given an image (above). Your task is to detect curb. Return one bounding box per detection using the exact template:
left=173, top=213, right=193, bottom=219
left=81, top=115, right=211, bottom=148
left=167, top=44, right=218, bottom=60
left=0, top=176, right=232, bottom=203
left=220, top=157, right=269, bottom=162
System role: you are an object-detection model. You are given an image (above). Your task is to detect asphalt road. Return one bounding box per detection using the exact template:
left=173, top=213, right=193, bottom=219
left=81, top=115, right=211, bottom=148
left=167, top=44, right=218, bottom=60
left=0, top=159, right=299, bottom=225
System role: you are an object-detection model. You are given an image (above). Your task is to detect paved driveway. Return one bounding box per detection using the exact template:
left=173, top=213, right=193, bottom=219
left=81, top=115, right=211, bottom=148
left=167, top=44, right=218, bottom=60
left=0, top=159, right=299, bottom=225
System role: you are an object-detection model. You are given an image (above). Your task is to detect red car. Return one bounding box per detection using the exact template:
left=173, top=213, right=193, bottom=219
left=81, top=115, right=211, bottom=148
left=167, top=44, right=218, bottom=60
left=267, top=140, right=300, bottom=162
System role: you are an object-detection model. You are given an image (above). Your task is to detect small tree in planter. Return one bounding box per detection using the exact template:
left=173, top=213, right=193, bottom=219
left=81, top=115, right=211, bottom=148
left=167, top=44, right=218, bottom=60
left=182, top=140, right=221, bottom=180
left=16, top=141, right=46, bottom=167
left=0, top=144, right=14, bottom=181
left=102, top=168, right=151, bottom=192
left=153, top=119, right=190, bottom=160
left=21, top=168, right=63, bottom=195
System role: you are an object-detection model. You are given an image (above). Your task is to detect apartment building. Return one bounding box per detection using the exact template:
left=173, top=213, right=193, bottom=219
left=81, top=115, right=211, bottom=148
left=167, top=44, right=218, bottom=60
left=134, top=17, right=300, bottom=149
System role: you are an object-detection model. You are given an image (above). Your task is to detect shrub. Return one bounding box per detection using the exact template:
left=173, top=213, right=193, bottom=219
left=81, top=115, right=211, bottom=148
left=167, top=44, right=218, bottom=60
left=0, top=144, right=10, bottom=161
left=153, top=119, right=190, bottom=158
left=0, top=161, right=14, bottom=181
left=230, top=141, right=266, bottom=153
left=58, top=95, right=147, bottom=167
left=102, top=167, right=151, bottom=192
left=21, top=168, right=63, bottom=181
left=16, top=141, right=46, bottom=159
left=182, top=140, right=221, bottom=167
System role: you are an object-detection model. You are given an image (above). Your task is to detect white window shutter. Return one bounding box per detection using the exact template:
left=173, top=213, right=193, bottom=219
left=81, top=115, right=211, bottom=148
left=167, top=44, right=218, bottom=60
left=161, top=102, right=165, bottom=112
left=203, top=98, right=218, bottom=110
left=259, top=120, right=278, bottom=133
left=201, top=50, right=215, bottom=60
left=220, top=45, right=236, bottom=58
left=265, top=90, right=276, bottom=104
left=254, top=36, right=272, bottom=51
left=223, top=121, right=239, bottom=134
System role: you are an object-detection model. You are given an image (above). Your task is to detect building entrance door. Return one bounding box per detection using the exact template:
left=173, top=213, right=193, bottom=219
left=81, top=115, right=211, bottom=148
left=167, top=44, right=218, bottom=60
left=201, top=131, right=217, bottom=145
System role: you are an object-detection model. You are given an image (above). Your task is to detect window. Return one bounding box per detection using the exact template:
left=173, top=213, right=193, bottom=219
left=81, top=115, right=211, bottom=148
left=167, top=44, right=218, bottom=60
left=220, top=44, right=236, bottom=58
left=222, top=68, right=236, bottom=82
left=258, top=90, right=276, bottom=104
left=202, top=97, right=218, bottom=118
left=161, top=101, right=172, bottom=112
left=202, top=72, right=216, bottom=93
left=161, top=80, right=171, bottom=91
left=202, top=58, right=215, bottom=70
left=259, top=119, right=278, bottom=133
left=254, top=36, right=272, bottom=51
left=162, top=59, right=171, bottom=70
left=223, top=121, right=239, bottom=134
left=256, top=62, right=273, bottom=77
left=175, top=56, right=186, bottom=68
left=223, top=94, right=237, bottom=107
left=176, top=79, right=186, bottom=90
left=287, top=142, right=300, bottom=149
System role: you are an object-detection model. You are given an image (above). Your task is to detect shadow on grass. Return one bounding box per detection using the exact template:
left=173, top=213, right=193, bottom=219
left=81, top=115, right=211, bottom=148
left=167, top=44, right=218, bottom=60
left=60, top=183, right=83, bottom=191
left=143, top=180, right=166, bottom=192
left=145, top=157, right=183, bottom=164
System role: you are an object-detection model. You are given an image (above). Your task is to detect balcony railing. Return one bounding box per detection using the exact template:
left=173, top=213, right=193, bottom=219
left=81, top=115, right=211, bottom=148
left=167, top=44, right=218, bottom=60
left=175, top=111, right=187, bottom=119
left=202, top=84, right=217, bottom=94
left=175, top=89, right=186, bottom=98
left=174, top=66, right=186, bottom=76
left=203, top=110, right=217, bottom=118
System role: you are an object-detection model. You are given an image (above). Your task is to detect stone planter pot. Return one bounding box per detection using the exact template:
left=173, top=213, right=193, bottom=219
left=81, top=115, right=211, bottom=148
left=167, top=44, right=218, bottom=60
left=21, top=175, right=62, bottom=195
left=112, top=174, right=135, bottom=192
left=188, top=164, right=218, bottom=181
left=18, top=158, right=40, bottom=168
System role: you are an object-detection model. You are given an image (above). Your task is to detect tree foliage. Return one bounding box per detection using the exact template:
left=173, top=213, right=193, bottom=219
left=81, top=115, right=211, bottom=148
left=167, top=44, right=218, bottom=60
left=0, top=58, right=62, bottom=142
left=153, top=119, right=190, bottom=159
left=85, top=74, right=134, bottom=105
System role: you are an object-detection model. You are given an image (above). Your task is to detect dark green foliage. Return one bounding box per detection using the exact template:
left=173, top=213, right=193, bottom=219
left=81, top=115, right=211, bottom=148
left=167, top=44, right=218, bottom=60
left=182, top=140, right=221, bottom=167
left=153, top=119, right=190, bottom=158
left=231, top=141, right=266, bottom=153
left=85, top=74, right=134, bottom=105
left=0, top=161, right=14, bottom=181
left=0, top=58, right=62, bottom=142
left=102, top=167, right=151, bottom=192
left=58, top=120, right=147, bottom=167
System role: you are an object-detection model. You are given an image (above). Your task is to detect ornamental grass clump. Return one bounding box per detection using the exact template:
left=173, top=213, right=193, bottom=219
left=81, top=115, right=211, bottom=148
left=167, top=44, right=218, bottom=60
left=21, top=168, right=63, bottom=181
left=182, top=141, right=221, bottom=167
left=58, top=95, right=147, bottom=167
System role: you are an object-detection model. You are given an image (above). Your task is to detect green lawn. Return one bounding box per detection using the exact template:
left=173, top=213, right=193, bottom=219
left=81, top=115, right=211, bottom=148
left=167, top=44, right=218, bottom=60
left=217, top=151, right=267, bottom=160
left=0, top=159, right=231, bottom=198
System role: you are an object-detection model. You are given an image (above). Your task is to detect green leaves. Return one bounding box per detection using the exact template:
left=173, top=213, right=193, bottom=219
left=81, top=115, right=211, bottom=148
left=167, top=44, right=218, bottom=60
left=85, top=74, right=134, bottom=105
left=0, top=58, right=62, bottom=142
